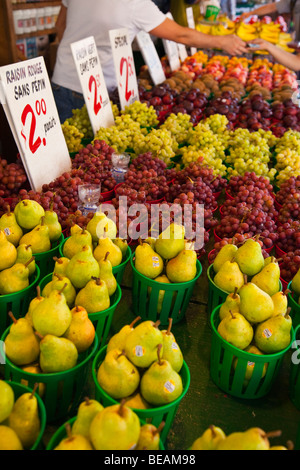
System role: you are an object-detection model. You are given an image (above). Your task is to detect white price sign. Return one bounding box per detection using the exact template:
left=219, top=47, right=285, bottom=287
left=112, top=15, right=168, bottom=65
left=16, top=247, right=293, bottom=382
left=136, top=31, right=166, bottom=86
left=0, top=57, right=71, bottom=192
left=71, top=36, right=114, bottom=134
left=109, top=28, right=139, bottom=110
left=186, top=7, right=197, bottom=55
left=162, top=12, right=181, bottom=71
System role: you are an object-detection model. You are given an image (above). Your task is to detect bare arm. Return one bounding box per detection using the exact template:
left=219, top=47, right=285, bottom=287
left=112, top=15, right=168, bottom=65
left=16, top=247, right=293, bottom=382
left=240, top=3, right=278, bottom=21
left=55, top=4, right=67, bottom=42
left=149, top=18, right=248, bottom=55
left=249, top=38, right=300, bottom=71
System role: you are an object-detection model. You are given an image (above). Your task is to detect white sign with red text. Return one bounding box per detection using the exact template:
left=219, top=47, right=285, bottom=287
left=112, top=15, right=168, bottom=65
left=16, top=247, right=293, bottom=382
left=109, top=28, right=139, bottom=110
left=186, top=7, right=197, bottom=55
left=136, top=31, right=166, bottom=86
left=164, top=12, right=187, bottom=66
left=71, top=36, right=114, bottom=134
left=0, top=57, right=71, bottom=192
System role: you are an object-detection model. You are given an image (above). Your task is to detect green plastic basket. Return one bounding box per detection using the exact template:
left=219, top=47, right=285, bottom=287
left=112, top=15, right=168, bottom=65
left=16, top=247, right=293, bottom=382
left=0, top=330, right=99, bottom=423
left=289, top=324, right=300, bottom=411
left=92, top=346, right=191, bottom=445
left=45, top=416, right=165, bottom=450
left=34, top=234, right=64, bottom=279
left=288, top=282, right=300, bottom=329
left=2, top=380, right=47, bottom=450
left=130, top=254, right=202, bottom=326
left=210, top=305, right=294, bottom=399
left=0, top=265, right=40, bottom=338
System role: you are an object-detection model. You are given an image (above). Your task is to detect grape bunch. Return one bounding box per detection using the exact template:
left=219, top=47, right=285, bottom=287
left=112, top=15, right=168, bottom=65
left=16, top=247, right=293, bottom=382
left=123, top=167, right=170, bottom=202
left=275, top=176, right=300, bottom=206
left=0, top=157, right=28, bottom=197
left=93, top=115, right=145, bottom=153
left=121, top=100, right=159, bottom=128
left=280, top=250, right=300, bottom=283
left=180, top=160, right=228, bottom=193
left=132, top=127, right=177, bottom=165
left=67, top=104, right=94, bottom=141
left=61, top=121, right=84, bottom=153
left=165, top=176, right=218, bottom=212
left=160, top=113, right=194, bottom=146
left=226, top=172, right=274, bottom=198
left=276, top=221, right=300, bottom=254
left=277, top=193, right=300, bottom=225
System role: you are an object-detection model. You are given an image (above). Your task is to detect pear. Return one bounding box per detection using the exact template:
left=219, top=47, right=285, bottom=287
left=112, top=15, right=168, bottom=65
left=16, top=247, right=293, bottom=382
left=219, top=287, right=240, bottom=321
left=234, top=237, right=265, bottom=277
left=154, top=223, right=185, bottom=260
left=15, top=244, right=36, bottom=276
left=136, top=422, right=165, bottom=450
left=134, top=240, right=163, bottom=279
left=0, top=380, right=15, bottom=423
left=291, top=268, right=300, bottom=297
left=87, top=211, right=117, bottom=243
left=94, top=236, right=123, bottom=267
left=63, top=228, right=93, bottom=259
left=213, top=243, right=238, bottom=273
left=8, top=383, right=40, bottom=449
left=72, top=397, right=104, bottom=440
left=19, top=217, right=51, bottom=254
left=42, top=273, right=76, bottom=308
left=65, top=245, right=100, bottom=289
left=270, top=441, right=294, bottom=450
left=190, top=425, right=226, bottom=450
left=252, top=257, right=280, bottom=296
left=213, top=260, right=244, bottom=293
left=75, top=277, right=110, bottom=313
left=32, top=285, right=72, bottom=337
left=140, top=344, right=183, bottom=406
left=0, top=229, right=17, bottom=271
left=53, top=256, right=70, bottom=278
left=0, top=206, right=23, bottom=246
left=144, top=237, right=157, bottom=250
left=107, top=316, right=141, bottom=353
left=14, top=199, right=45, bottom=231
left=55, top=422, right=93, bottom=450
left=239, top=280, right=274, bottom=323
left=98, top=252, right=117, bottom=296
left=166, top=249, right=197, bottom=283
left=38, top=334, right=78, bottom=373
left=233, top=345, right=268, bottom=381
left=0, top=257, right=35, bottom=295
left=25, top=286, right=44, bottom=327
left=70, top=223, right=84, bottom=236
left=20, top=365, right=46, bottom=398
left=63, top=306, right=96, bottom=353
left=147, top=274, right=171, bottom=314
left=161, top=318, right=183, bottom=373
left=43, top=208, right=62, bottom=242
left=89, top=402, right=141, bottom=450
left=124, top=391, right=151, bottom=410
left=0, top=425, right=23, bottom=450
left=124, top=320, right=164, bottom=368
left=113, top=238, right=128, bottom=258
left=97, top=349, right=140, bottom=399
left=272, top=289, right=290, bottom=316
left=217, top=311, right=253, bottom=350
left=254, top=309, right=292, bottom=354
left=4, top=312, right=40, bottom=366
left=217, top=428, right=282, bottom=450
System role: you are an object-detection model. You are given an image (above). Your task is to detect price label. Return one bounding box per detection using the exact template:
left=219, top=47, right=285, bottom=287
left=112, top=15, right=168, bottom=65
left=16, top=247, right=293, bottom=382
left=109, top=28, right=139, bottom=110
left=71, top=36, right=115, bottom=134
left=162, top=13, right=181, bottom=71
left=0, top=57, right=71, bottom=192
left=136, top=31, right=166, bottom=86
left=186, top=7, right=197, bottom=55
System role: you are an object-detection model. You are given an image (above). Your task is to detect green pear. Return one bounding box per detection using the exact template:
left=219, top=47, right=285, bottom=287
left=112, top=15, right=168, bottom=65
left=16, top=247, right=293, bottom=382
left=233, top=345, right=268, bottom=381
left=63, top=228, right=93, bottom=259
left=213, top=243, right=238, bottom=273
left=72, top=397, right=104, bottom=440
left=0, top=207, right=23, bottom=246
left=42, top=273, right=76, bottom=308
left=25, top=286, right=44, bottom=327
left=75, top=277, right=110, bottom=313
left=113, top=238, right=128, bottom=258
left=217, top=311, right=253, bottom=350
left=14, top=199, right=45, bottom=231
left=98, top=252, right=117, bottom=296
left=161, top=318, right=183, bottom=373
left=107, top=316, right=141, bottom=353
left=190, top=425, right=226, bottom=450
left=4, top=312, right=40, bottom=366
left=0, top=380, right=15, bottom=423
left=0, top=258, right=34, bottom=295
left=93, top=236, right=123, bottom=267
left=63, top=306, right=95, bottom=354
left=65, top=245, right=100, bottom=289
left=166, top=249, right=197, bottom=283
left=219, top=287, right=240, bottom=321
left=32, top=285, right=72, bottom=337
left=291, top=268, right=300, bottom=297
left=124, top=320, right=164, bottom=368
left=140, top=344, right=183, bottom=406
left=20, top=365, right=46, bottom=398
left=39, top=334, right=78, bottom=373
left=134, top=241, right=163, bottom=279
left=43, top=208, right=62, bottom=242
left=136, top=422, right=165, bottom=450
left=254, top=309, right=292, bottom=354
left=54, top=422, right=93, bottom=450
left=0, top=425, right=23, bottom=450
left=154, top=223, right=185, bottom=260
left=0, top=230, right=17, bottom=271
left=143, top=237, right=157, bottom=250
left=87, top=211, right=117, bottom=243
left=124, top=391, right=151, bottom=410
left=15, top=244, right=36, bottom=276
left=252, top=257, right=280, bottom=296
left=8, top=383, right=40, bottom=449
left=147, top=274, right=171, bottom=314
left=89, top=402, right=141, bottom=450
left=272, top=290, right=289, bottom=316
left=213, top=260, right=244, bottom=293
left=239, top=281, right=274, bottom=323
left=52, top=256, right=70, bottom=278
left=97, top=349, right=140, bottom=399
left=234, top=238, right=265, bottom=276
left=217, top=428, right=282, bottom=450
left=19, top=217, right=51, bottom=254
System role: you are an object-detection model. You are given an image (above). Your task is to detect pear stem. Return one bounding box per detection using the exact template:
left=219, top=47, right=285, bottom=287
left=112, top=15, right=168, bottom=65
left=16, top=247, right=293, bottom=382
left=91, top=277, right=101, bottom=286
left=35, top=331, right=44, bottom=340
left=286, top=307, right=292, bottom=318
left=58, top=283, right=68, bottom=294
left=157, top=344, right=163, bottom=365
left=154, top=320, right=161, bottom=329
left=265, top=430, right=282, bottom=439
left=65, top=422, right=73, bottom=440
left=53, top=257, right=63, bottom=264
left=26, top=245, right=32, bottom=250
left=40, top=216, right=45, bottom=226
left=36, top=285, right=42, bottom=299
left=229, top=310, right=236, bottom=319
left=130, top=316, right=141, bottom=329
left=284, top=289, right=291, bottom=296
left=24, top=257, right=35, bottom=268
left=209, top=425, right=217, bottom=438
left=232, top=287, right=238, bottom=299
left=167, top=318, right=173, bottom=336
left=8, top=311, right=17, bottom=324
left=153, top=421, right=165, bottom=436
left=30, top=383, right=39, bottom=398
left=243, top=274, right=248, bottom=284
left=84, top=397, right=91, bottom=406
left=287, top=440, right=294, bottom=450
left=118, top=399, right=127, bottom=418
left=104, top=252, right=110, bottom=261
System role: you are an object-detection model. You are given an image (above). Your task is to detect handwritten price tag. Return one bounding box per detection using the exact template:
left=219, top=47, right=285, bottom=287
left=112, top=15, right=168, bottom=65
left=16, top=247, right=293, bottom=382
left=0, top=57, right=71, bottom=192
left=136, top=31, right=166, bottom=86
left=186, top=7, right=197, bottom=55
left=71, top=36, right=114, bottom=134
left=109, top=28, right=139, bottom=110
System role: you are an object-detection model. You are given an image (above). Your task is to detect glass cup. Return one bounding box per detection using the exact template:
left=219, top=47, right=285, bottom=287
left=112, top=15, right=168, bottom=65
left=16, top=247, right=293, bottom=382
left=78, top=183, right=101, bottom=215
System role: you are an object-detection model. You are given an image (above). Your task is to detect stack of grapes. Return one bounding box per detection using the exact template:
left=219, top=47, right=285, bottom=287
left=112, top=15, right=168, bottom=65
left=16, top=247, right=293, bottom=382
left=277, top=192, right=300, bottom=225
left=276, top=221, right=300, bottom=256
left=275, top=175, right=300, bottom=208
left=279, top=249, right=300, bottom=285
left=0, top=157, right=28, bottom=198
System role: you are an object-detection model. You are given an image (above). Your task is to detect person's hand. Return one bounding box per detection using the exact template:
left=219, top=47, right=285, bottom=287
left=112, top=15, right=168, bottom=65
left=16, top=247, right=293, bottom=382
left=221, top=35, right=248, bottom=56
left=239, top=11, right=251, bottom=22
left=247, top=38, right=272, bottom=52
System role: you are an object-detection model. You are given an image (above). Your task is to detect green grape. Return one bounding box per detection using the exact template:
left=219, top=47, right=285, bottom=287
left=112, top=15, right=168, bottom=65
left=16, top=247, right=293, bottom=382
left=67, top=104, right=93, bottom=140
left=121, top=100, right=159, bottom=128
left=160, top=113, right=194, bottom=146
left=132, top=128, right=176, bottom=164
left=111, top=101, right=120, bottom=120
left=61, top=121, right=84, bottom=153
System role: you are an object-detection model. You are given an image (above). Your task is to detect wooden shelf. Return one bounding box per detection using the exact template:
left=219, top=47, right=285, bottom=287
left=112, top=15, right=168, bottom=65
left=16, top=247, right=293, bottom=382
left=12, top=1, right=61, bottom=11
left=16, top=28, right=57, bottom=39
